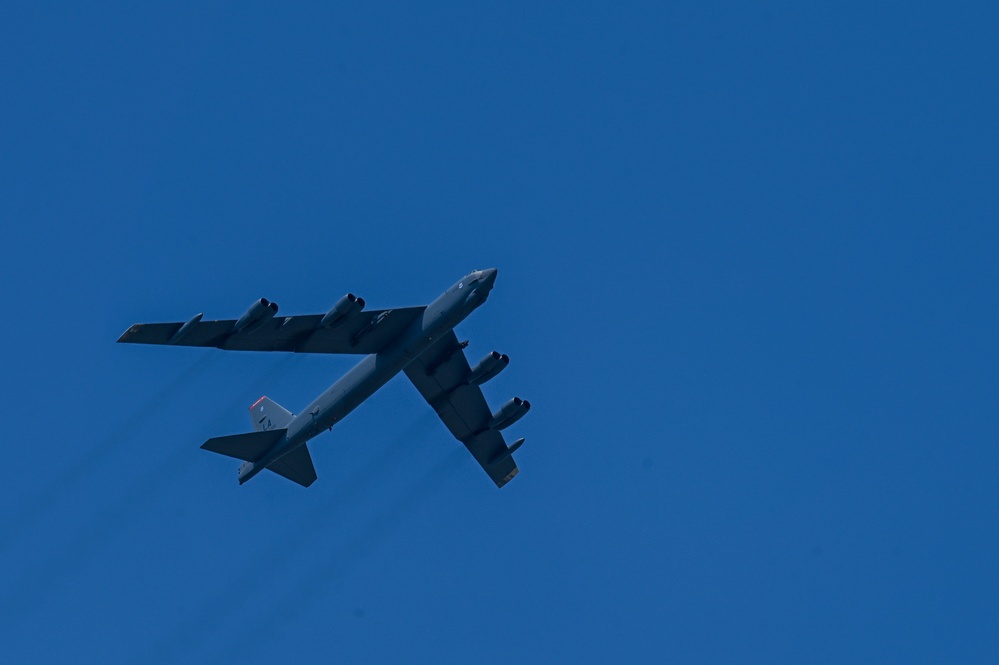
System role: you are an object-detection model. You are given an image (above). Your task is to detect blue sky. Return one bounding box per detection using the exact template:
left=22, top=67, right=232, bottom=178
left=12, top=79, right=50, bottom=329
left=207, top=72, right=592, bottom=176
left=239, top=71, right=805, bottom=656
left=1, top=2, right=996, bottom=663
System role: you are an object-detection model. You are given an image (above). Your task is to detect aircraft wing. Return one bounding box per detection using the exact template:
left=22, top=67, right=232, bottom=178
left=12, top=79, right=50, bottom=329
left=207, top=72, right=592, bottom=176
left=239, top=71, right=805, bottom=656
left=117, top=306, right=426, bottom=355
left=403, top=331, right=520, bottom=488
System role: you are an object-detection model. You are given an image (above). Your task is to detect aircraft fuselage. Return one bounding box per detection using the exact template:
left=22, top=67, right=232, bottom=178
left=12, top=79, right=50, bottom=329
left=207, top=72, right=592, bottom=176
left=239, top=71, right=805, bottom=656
left=236, top=268, right=497, bottom=484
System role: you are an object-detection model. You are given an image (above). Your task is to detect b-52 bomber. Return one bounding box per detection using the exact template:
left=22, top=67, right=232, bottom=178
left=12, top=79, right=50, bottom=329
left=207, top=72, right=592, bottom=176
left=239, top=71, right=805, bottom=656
left=118, top=269, right=529, bottom=488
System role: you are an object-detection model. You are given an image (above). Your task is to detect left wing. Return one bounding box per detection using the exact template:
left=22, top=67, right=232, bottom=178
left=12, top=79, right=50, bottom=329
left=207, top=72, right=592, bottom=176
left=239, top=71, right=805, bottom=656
left=403, top=331, right=524, bottom=488
left=117, top=306, right=426, bottom=355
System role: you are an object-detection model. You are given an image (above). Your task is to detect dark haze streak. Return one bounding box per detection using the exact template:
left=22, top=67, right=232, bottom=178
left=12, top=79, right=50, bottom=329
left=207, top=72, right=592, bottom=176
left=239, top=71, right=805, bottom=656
left=0, top=445, right=193, bottom=629
left=0, top=354, right=216, bottom=549
left=137, top=412, right=440, bottom=664
left=222, top=446, right=466, bottom=660
left=0, top=355, right=298, bottom=627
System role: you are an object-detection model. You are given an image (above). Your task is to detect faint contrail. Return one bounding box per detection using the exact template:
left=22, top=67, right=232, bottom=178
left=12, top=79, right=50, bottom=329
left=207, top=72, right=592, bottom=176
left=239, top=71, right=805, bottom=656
left=0, top=354, right=299, bottom=628
left=0, top=353, right=217, bottom=549
left=0, top=444, right=193, bottom=634
left=134, top=412, right=441, bottom=664
left=210, top=446, right=466, bottom=663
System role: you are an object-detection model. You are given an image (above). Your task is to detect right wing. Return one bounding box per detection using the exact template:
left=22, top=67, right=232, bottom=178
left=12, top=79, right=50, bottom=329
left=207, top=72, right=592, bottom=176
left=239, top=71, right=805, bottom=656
left=117, top=306, right=426, bottom=355
left=403, top=331, right=523, bottom=488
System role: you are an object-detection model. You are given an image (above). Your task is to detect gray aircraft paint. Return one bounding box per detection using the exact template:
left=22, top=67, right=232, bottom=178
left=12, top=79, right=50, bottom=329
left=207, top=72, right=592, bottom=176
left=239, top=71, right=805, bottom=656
left=238, top=269, right=497, bottom=484
left=118, top=268, right=527, bottom=488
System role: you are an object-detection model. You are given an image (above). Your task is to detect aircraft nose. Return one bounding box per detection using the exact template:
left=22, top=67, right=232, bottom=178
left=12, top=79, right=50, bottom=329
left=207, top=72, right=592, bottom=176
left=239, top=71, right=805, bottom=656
left=482, top=268, right=498, bottom=287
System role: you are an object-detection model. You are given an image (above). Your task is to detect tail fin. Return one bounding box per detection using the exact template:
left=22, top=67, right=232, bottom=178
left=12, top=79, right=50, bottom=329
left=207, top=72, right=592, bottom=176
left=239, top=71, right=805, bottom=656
left=249, top=396, right=294, bottom=432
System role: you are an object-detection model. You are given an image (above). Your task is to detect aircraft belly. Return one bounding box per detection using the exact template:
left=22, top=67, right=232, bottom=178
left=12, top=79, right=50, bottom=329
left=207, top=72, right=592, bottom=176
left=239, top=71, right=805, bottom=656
left=291, top=336, right=440, bottom=444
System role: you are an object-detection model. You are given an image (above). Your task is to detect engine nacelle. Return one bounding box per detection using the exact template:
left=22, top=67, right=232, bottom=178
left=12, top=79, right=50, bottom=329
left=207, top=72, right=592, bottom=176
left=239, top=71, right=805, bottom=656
left=487, top=437, right=525, bottom=466
left=467, top=351, right=509, bottom=386
left=351, top=310, right=391, bottom=346
left=320, top=293, right=365, bottom=329
left=487, top=397, right=531, bottom=431
left=235, top=298, right=279, bottom=333
left=169, top=312, right=203, bottom=344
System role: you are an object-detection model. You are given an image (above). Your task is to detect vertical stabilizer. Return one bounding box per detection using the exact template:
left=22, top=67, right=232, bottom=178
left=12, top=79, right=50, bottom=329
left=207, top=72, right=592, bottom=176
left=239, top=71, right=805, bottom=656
left=249, top=396, right=294, bottom=432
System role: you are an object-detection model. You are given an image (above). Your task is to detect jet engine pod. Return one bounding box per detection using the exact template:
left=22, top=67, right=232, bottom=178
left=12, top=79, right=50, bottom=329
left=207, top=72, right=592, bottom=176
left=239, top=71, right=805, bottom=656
left=467, top=351, right=510, bottom=386
left=351, top=309, right=390, bottom=346
left=235, top=298, right=279, bottom=333
left=320, top=293, right=365, bottom=329
left=169, top=313, right=203, bottom=344
left=487, top=397, right=531, bottom=431
left=487, top=437, right=525, bottom=466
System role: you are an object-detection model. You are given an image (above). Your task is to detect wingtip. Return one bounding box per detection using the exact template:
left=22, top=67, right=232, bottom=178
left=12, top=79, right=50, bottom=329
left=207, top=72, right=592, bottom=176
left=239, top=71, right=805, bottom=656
left=496, top=467, right=519, bottom=488
left=116, top=324, right=140, bottom=343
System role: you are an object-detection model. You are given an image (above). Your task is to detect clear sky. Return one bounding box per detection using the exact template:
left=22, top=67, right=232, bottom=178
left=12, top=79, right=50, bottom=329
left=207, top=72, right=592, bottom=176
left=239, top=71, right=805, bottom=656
left=1, top=2, right=996, bottom=663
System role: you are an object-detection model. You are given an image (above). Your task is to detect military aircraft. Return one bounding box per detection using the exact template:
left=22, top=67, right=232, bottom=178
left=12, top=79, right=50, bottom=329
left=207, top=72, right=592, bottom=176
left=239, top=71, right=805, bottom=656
left=117, top=268, right=528, bottom=488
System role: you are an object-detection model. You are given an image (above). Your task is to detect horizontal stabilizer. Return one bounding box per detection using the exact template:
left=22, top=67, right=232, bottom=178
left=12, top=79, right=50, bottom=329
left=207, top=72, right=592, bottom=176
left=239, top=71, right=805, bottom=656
left=266, top=444, right=317, bottom=487
left=201, top=429, right=286, bottom=462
